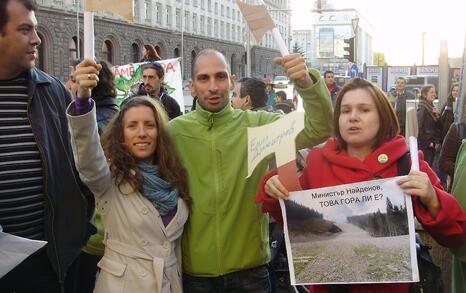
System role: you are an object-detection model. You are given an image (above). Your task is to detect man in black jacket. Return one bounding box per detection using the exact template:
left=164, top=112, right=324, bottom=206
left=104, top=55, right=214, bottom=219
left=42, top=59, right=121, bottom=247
left=132, top=62, right=182, bottom=119
left=0, top=1, right=94, bottom=292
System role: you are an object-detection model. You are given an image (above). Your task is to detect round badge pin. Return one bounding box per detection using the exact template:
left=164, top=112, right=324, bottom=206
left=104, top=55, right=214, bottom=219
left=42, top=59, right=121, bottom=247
left=378, top=154, right=389, bottom=164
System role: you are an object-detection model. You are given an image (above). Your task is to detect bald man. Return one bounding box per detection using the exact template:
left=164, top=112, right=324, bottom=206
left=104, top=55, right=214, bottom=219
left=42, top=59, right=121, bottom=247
left=169, top=49, right=333, bottom=292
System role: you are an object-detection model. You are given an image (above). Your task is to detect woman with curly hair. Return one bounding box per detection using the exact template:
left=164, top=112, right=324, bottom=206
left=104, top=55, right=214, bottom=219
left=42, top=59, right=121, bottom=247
left=67, top=59, right=189, bottom=293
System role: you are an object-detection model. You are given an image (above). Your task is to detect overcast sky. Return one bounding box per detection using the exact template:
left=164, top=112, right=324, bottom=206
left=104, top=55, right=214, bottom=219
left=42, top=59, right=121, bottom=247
left=290, top=0, right=466, bottom=65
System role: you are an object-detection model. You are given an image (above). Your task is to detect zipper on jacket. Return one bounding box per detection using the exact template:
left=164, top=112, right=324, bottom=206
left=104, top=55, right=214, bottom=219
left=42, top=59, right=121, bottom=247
left=211, top=126, right=223, bottom=272
left=27, top=101, right=63, bottom=288
left=208, top=115, right=214, bottom=130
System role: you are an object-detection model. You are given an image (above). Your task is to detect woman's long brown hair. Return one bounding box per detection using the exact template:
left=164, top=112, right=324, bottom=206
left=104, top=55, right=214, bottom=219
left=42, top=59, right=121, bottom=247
left=101, top=96, right=190, bottom=202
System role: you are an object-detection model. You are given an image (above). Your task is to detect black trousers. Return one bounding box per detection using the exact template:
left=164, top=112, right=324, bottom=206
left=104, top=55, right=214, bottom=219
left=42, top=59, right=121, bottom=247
left=0, top=249, right=61, bottom=293
left=65, top=251, right=102, bottom=293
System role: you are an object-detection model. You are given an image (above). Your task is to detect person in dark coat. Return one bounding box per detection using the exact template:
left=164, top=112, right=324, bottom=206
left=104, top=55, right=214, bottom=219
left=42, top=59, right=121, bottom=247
left=0, top=1, right=94, bottom=292
left=129, top=62, right=182, bottom=120
left=323, top=70, right=340, bottom=106
left=440, top=83, right=459, bottom=140
left=439, top=122, right=465, bottom=191
left=388, top=77, right=415, bottom=136
left=417, top=84, right=442, bottom=166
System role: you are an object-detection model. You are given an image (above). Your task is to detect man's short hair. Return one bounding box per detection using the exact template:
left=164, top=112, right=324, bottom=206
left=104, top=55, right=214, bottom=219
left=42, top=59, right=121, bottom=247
left=238, top=77, right=267, bottom=108
left=191, top=49, right=230, bottom=78
left=276, top=90, right=287, bottom=102
left=324, top=70, right=334, bottom=78
left=0, top=0, right=38, bottom=34
left=142, top=62, right=164, bottom=79
left=396, top=76, right=406, bottom=83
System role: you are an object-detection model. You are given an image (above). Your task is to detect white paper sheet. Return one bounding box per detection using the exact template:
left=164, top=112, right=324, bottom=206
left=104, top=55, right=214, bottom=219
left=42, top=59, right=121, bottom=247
left=0, top=226, right=47, bottom=278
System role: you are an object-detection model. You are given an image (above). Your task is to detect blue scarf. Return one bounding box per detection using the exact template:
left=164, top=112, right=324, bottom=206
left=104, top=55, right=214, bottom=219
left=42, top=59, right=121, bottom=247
left=137, top=161, right=179, bottom=215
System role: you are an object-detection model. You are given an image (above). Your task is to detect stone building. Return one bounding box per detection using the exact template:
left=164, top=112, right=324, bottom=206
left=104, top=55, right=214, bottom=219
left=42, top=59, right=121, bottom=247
left=34, top=0, right=291, bottom=81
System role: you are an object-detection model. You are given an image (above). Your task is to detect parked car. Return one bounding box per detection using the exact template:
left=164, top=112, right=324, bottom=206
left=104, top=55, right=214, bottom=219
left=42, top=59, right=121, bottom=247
left=273, top=75, right=289, bottom=89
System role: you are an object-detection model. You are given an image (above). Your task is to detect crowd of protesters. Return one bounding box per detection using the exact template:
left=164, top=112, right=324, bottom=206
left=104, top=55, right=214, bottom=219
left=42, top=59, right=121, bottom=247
left=2, top=1, right=466, bottom=293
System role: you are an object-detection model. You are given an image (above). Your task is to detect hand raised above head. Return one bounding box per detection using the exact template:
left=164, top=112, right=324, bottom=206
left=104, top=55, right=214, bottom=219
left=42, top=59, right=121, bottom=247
left=75, top=59, right=102, bottom=99
left=274, top=53, right=313, bottom=89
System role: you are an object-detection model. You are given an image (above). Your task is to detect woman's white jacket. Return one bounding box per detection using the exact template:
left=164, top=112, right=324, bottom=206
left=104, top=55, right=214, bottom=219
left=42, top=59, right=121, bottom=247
left=67, top=103, right=188, bottom=293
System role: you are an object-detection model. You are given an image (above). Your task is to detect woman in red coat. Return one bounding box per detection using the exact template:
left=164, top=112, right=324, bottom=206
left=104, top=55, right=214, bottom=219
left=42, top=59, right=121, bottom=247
left=257, top=78, right=466, bottom=293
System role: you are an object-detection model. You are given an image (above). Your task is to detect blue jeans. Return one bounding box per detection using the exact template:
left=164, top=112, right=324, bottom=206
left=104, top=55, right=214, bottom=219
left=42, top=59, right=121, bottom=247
left=183, top=265, right=271, bottom=293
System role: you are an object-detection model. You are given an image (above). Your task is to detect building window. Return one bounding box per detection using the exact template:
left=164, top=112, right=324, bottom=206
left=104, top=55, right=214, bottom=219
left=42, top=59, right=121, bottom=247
left=185, top=0, right=189, bottom=5
left=226, top=23, right=230, bottom=40
left=227, top=7, right=230, bottom=18
left=154, top=46, right=162, bottom=58
left=36, top=33, right=45, bottom=71
left=201, top=0, right=205, bottom=9
left=69, top=36, right=82, bottom=61
left=208, top=0, right=211, bottom=11
left=102, top=40, right=113, bottom=64
left=214, top=2, right=218, bottom=14
left=176, top=9, right=181, bottom=29
left=221, top=4, right=224, bottom=16
left=214, top=19, right=218, bottom=37
left=220, top=21, right=224, bottom=38
left=184, top=11, right=190, bottom=32
left=174, top=47, right=180, bottom=58
left=166, top=6, right=172, bottom=26
left=144, top=1, right=150, bottom=20
left=207, top=17, right=212, bottom=36
left=193, top=0, right=198, bottom=7
left=193, top=14, right=198, bottom=33
left=156, top=3, right=162, bottom=24
left=200, top=16, right=205, bottom=34
left=131, top=43, right=140, bottom=63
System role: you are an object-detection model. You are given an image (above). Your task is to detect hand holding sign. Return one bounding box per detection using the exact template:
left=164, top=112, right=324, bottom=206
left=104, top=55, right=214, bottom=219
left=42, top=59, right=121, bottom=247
left=247, top=111, right=304, bottom=191
left=236, top=0, right=289, bottom=56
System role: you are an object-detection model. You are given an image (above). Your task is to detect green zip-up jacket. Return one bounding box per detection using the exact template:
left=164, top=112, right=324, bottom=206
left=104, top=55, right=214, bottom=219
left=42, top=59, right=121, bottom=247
left=169, top=69, right=333, bottom=276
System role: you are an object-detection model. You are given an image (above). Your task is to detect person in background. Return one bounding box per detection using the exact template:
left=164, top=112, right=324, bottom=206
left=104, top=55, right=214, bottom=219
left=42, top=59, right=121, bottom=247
left=417, top=84, right=442, bottom=167
left=264, top=78, right=276, bottom=110
left=68, top=59, right=190, bottom=293
left=65, top=60, right=119, bottom=293
left=140, top=44, right=161, bottom=62
left=257, top=77, right=466, bottom=293
left=231, top=77, right=270, bottom=111
left=388, top=77, right=415, bottom=136
left=0, top=1, right=94, bottom=292
left=129, top=62, right=182, bottom=119
left=274, top=90, right=295, bottom=114
left=439, top=121, right=465, bottom=192
left=323, top=70, right=340, bottom=106
left=169, top=49, right=333, bottom=293
left=440, top=83, right=460, bottom=140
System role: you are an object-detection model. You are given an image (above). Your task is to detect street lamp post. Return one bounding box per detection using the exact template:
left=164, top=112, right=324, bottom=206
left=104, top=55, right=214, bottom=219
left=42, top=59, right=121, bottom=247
left=76, top=0, right=81, bottom=59
left=181, top=0, right=184, bottom=79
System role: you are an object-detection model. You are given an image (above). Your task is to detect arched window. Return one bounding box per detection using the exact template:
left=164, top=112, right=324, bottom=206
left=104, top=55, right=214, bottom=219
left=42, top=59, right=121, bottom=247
left=102, top=40, right=113, bottom=64
left=131, top=43, right=140, bottom=63
left=191, top=50, right=197, bottom=77
left=36, top=33, right=45, bottom=71
left=154, top=45, right=162, bottom=58
left=174, top=47, right=180, bottom=58
left=69, top=36, right=82, bottom=61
